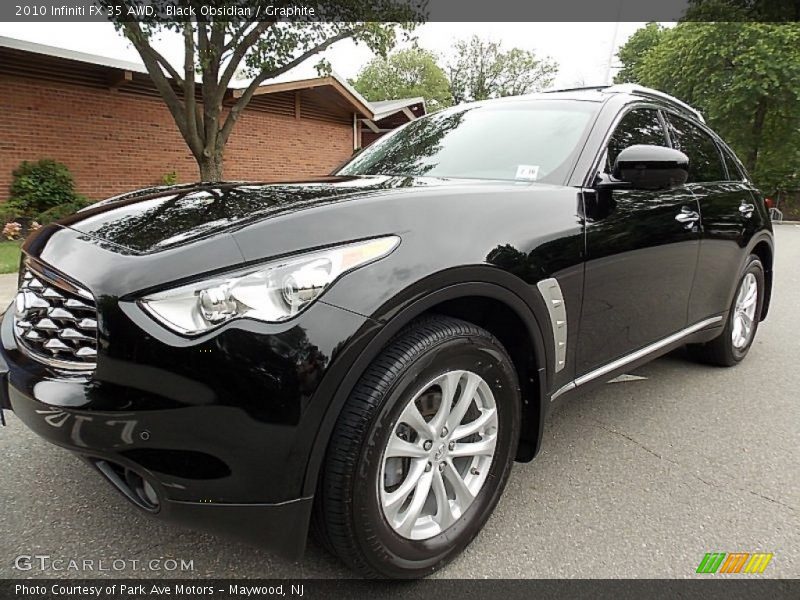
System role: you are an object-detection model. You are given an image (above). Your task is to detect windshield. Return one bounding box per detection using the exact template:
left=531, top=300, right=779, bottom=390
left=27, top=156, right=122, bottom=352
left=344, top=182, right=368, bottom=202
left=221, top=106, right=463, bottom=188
left=338, top=100, right=599, bottom=184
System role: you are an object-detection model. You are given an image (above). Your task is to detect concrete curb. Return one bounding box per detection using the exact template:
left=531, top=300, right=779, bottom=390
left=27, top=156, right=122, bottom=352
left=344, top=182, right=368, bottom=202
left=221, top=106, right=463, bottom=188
left=774, top=220, right=800, bottom=225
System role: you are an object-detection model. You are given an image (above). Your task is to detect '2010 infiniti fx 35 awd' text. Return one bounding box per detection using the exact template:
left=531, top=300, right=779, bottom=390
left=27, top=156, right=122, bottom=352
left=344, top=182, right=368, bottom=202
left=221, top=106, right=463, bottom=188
left=0, top=85, right=773, bottom=578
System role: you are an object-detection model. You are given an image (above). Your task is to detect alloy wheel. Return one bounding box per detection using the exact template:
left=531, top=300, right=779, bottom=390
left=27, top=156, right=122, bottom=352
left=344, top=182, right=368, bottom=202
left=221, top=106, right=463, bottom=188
left=731, top=272, right=758, bottom=349
left=379, top=370, right=498, bottom=540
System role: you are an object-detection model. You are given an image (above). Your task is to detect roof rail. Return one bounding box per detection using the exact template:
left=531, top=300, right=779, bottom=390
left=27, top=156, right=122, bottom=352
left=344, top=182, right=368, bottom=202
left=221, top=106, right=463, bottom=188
left=604, top=84, right=705, bottom=123
left=544, top=85, right=610, bottom=94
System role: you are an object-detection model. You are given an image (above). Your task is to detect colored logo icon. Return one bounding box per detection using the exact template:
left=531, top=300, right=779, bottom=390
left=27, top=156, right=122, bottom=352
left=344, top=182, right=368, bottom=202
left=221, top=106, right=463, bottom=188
left=697, top=552, right=773, bottom=574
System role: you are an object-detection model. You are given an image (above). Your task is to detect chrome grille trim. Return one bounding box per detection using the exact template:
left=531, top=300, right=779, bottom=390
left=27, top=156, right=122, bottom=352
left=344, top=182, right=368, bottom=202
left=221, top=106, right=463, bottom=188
left=13, top=262, right=98, bottom=371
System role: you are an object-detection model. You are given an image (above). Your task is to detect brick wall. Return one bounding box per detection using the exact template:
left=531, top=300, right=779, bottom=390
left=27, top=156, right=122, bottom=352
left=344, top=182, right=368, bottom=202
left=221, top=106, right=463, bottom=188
left=0, top=73, right=354, bottom=201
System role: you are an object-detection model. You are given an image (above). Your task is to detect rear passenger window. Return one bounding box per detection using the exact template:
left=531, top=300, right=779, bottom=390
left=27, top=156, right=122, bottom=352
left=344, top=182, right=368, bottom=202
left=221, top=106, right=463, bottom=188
left=606, top=108, right=667, bottom=171
left=721, top=146, right=745, bottom=181
left=664, top=114, right=726, bottom=183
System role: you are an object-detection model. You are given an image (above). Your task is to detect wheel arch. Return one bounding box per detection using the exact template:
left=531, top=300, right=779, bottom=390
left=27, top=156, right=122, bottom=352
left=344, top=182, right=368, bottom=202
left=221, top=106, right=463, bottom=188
left=302, top=272, right=553, bottom=497
left=749, top=235, right=774, bottom=320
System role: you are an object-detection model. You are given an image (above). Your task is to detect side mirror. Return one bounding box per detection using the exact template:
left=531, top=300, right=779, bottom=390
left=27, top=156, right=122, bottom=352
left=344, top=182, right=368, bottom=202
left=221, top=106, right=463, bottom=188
left=611, top=145, right=689, bottom=190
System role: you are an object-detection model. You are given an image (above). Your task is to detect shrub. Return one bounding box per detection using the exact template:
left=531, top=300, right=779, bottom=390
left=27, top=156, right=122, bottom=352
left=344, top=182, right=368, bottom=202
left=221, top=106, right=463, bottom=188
left=0, top=202, right=24, bottom=224
left=10, top=159, right=78, bottom=215
left=161, top=171, right=178, bottom=185
left=2, top=222, right=22, bottom=241
left=35, top=197, right=93, bottom=225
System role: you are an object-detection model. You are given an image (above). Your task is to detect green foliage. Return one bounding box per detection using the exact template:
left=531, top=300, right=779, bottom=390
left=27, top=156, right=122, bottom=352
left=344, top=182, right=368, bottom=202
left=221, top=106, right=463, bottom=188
left=35, top=197, right=93, bottom=225
left=351, top=48, right=452, bottom=110
left=0, top=241, right=22, bottom=274
left=447, top=36, right=558, bottom=104
left=684, top=0, right=800, bottom=22
left=615, top=22, right=800, bottom=194
left=10, top=159, right=78, bottom=215
left=613, top=22, right=666, bottom=84
left=0, top=203, right=24, bottom=224
left=161, top=171, right=178, bottom=185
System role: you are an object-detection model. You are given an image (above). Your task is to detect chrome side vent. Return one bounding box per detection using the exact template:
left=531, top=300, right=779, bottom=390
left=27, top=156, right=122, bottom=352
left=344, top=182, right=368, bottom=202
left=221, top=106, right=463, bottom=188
left=537, top=277, right=568, bottom=373
left=13, top=266, right=98, bottom=370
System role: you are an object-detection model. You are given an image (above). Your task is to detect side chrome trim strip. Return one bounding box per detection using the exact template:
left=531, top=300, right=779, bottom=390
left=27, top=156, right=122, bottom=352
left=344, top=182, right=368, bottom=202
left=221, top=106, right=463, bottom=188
left=536, top=278, right=568, bottom=373
left=550, top=315, right=724, bottom=401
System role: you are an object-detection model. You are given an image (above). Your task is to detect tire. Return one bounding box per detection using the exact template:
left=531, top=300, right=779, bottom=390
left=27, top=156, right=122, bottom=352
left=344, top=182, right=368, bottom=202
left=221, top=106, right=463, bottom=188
left=689, top=254, right=764, bottom=367
left=313, top=316, right=521, bottom=578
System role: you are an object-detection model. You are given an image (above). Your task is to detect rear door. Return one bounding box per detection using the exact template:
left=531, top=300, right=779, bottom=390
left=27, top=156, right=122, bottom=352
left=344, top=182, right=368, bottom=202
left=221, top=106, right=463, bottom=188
left=577, top=106, right=701, bottom=375
left=662, top=112, right=761, bottom=322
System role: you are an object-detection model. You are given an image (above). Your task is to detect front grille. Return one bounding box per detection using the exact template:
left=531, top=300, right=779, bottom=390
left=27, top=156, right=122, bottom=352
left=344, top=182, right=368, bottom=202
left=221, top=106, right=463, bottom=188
left=13, top=265, right=98, bottom=370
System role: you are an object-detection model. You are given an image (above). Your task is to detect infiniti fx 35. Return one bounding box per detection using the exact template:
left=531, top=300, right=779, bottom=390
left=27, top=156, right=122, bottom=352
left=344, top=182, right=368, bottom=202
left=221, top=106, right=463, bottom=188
left=0, top=85, right=773, bottom=578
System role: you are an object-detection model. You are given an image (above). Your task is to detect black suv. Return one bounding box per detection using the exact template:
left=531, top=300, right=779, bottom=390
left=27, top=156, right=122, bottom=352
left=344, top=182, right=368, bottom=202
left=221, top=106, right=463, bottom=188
left=0, top=85, right=773, bottom=578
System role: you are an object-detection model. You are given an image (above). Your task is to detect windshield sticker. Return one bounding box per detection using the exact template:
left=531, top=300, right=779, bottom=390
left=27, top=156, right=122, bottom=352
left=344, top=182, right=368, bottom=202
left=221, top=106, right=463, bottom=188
left=515, top=165, right=540, bottom=180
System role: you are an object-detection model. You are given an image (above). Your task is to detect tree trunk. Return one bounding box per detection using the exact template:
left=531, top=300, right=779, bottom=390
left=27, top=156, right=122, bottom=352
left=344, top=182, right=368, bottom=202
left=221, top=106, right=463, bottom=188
left=198, top=154, right=224, bottom=182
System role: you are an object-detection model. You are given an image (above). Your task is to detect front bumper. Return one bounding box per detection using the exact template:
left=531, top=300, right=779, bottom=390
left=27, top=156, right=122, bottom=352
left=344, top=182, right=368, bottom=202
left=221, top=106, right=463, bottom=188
left=1, top=281, right=373, bottom=558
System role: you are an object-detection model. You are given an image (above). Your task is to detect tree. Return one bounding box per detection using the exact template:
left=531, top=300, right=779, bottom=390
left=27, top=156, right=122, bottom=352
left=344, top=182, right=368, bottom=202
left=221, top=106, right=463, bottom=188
left=616, top=21, right=800, bottom=194
left=684, top=0, right=800, bottom=22
left=446, top=36, right=557, bottom=104
left=351, top=48, right=452, bottom=110
left=101, top=1, right=421, bottom=181
left=613, top=22, right=665, bottom=84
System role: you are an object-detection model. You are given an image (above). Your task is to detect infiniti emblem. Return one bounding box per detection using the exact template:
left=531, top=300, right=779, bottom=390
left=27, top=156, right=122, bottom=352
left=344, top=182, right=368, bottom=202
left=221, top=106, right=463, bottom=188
left=434, top=443, right=446, bottom=461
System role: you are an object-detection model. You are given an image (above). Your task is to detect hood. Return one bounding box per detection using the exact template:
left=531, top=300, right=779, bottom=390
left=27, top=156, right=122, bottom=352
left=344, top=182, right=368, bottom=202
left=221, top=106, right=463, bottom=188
left=58, top=176, right=507, bottom=255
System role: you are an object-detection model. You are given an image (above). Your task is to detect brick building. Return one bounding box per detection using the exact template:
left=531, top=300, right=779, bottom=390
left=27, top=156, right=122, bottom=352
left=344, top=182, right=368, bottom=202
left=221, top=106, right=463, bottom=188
left=0, top=36, right=425, bottom=201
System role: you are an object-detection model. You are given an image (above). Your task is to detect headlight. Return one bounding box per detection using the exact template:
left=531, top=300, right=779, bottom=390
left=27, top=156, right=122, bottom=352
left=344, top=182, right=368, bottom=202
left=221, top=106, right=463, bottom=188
left=140, top=236, right=400, bottom=334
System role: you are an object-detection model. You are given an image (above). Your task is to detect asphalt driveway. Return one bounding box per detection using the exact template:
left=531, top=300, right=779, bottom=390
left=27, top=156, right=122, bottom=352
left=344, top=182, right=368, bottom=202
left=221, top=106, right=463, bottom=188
left=1, top=226, right=798, bottom=579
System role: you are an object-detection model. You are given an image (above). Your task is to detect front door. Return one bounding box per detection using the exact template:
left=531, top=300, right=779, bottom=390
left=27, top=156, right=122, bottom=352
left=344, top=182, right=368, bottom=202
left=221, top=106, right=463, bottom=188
left=577, top=107, right=701, bottom=375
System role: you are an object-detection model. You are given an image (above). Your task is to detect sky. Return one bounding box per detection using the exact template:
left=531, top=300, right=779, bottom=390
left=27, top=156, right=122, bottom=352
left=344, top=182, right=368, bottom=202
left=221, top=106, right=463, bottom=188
left=0, top=22, right=650, bottom=89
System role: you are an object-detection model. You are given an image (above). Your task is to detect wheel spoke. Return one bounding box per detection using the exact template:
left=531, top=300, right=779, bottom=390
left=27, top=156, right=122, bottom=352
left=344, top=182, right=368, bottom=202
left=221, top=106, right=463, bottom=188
left=741, top=282, right=757, bottom=309
left=446, top=372, right=481, bottom=433
left=450, top=434, right=497, bottom=458
left=399, top=401, right=434, bottom=439
left=429, top=371, right=460, bottom=433
left=736, top=280, right=747, bottom=305
left=732, top=316, right=742, bottom=341
left=453, top=407, right=497, bottom=441
left=395, top=469, right=434, bottom=537
left=385, top=434, right=427, bottom=458
left=443, top=459, right=474, bottom=510
left=383, top=458, right=427, bottom=515
left=431, top=468, right=456, bottom=529
left=740, top=313, right=752, bottom=340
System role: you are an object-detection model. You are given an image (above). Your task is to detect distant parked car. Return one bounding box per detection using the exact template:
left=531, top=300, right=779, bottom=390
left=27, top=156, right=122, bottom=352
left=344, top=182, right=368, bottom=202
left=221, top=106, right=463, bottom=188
left=0, top=85, right=774, bottom=578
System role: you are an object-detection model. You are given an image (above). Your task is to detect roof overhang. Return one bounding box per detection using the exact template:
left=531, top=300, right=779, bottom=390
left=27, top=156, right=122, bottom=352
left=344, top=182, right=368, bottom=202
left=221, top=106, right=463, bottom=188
left=232, top=75, right=374, bottom=119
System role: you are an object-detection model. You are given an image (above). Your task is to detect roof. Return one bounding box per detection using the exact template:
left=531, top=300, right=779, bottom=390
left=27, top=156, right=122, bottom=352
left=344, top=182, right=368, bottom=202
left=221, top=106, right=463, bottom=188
left=232, top=73, right=373, bottom=119
left=0, top=35, right=427, bottom=123
left=605, top=83, right=705, bottom=123
left=545, top=83, right=705, bottom=123
left=0, top=35, right=148, bottom=74
left=370, top=97, right=426, bottom=121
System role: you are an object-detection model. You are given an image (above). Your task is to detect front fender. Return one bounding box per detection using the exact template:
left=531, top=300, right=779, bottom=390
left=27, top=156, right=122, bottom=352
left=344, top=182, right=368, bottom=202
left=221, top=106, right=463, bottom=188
left=303, top=266, right=556, bottom=498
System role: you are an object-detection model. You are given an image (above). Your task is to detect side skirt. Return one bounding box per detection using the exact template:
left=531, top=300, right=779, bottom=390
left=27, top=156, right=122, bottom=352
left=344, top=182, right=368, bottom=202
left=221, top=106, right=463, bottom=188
left=551, top=315, right=723, bottom=401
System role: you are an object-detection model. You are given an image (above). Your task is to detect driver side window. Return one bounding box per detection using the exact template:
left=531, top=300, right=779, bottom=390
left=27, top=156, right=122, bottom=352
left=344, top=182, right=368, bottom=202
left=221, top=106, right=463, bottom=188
left=605, top=108, right=668, bottom=173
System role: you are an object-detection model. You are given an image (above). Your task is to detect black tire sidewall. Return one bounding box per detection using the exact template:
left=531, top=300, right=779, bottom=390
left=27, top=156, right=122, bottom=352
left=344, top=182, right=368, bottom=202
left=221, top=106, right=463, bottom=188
left=352, top=335, right=520, bottom=577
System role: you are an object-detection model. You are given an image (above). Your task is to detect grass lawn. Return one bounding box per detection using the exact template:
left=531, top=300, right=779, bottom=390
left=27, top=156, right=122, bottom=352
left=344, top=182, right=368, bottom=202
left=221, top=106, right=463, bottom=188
left=0, top=241, right=21, bottom=274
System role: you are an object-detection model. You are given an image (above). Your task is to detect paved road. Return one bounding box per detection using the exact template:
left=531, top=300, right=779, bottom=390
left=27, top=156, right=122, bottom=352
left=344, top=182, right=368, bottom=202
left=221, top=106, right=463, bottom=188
left=1, top=226, right=798, bottom=579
